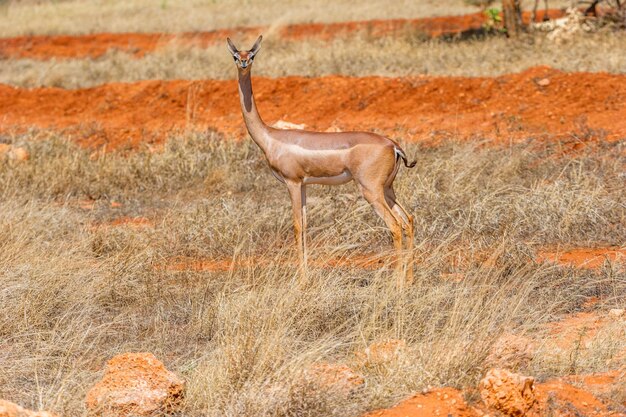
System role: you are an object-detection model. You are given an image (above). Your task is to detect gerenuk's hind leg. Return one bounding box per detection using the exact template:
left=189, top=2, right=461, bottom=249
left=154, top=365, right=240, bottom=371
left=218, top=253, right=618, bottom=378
left=385, top=186, right=414, bottom=284
left=359, top=184, right=407, bottom=287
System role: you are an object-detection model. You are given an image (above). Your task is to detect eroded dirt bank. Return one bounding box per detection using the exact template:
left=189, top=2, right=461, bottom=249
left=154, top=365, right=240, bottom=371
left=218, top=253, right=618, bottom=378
left=1, top=67, right=624, bottom=148
left=0, top=11, right=563, bottom=60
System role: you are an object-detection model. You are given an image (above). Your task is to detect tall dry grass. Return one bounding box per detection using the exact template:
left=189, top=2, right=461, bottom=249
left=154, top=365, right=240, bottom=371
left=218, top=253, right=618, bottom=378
left=2, top=31, right=625, bottom=89
left=0, top=0, right=578, bottom=37
left=0, top=0, right=483, bottom=37
left=0, top=131, right=624, bottom=416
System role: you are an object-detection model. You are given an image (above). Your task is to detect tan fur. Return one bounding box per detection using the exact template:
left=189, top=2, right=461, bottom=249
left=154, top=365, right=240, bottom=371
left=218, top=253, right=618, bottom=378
left=227, top=36, right=415, bottom=284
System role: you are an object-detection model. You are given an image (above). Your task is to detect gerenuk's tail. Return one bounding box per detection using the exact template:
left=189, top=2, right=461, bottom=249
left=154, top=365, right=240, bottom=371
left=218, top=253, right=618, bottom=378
left=394, top=146, right=417, bottom=168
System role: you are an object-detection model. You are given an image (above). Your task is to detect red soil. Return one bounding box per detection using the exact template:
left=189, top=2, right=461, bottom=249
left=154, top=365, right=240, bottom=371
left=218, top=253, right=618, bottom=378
left=0, top=10, right=563, bottom=60
left=362, top=307, right=625, bottom=417
left=108, top=216, right=152, bottom=227
left=1, top=67, right=624, bottom=148
left=90, top=216, right=153, bottom=231
left=563, top=371, right=623, bottom=398
left=52, top=199, right=123, bottom=210
left=538, top=247, right=626, bottom=269
left=162, top=253, right=389, bottom=272
left=364, top=387, right=479, bottom=417
left=547, top=311, right=609, bottom=349
left=158, top=245, right=626, bottom=274
left=365, top=374, right=624, bottom=417
left=545, top=309, right=625, bottom=363
left=532, top=378, right=623, bottom=417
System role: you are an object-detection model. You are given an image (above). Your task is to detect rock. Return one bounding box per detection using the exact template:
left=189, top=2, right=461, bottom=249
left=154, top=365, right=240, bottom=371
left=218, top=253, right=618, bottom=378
left=486, top=334, right=535, bottom=371
left=85, top=352, right=184, bottom=417
left=324, top=126, right=342, bottom=132
left=536, top=78, right=550, bottom=87
left=608, top=308, right=624, bottom=319
left=272, top=120, right=307, bottom=130
left=10, top=147, right=30, bottom=161
left=479, top=369, right=536, bottom=417
left=0, top=399, right=58, bottom=417
left=355, top=339, right=406, bottom=367
left=302, top=363, right=364, bottom=395
left=0, top=144, right=29, bottom=161
left=542, top=8, right=594, bottom=43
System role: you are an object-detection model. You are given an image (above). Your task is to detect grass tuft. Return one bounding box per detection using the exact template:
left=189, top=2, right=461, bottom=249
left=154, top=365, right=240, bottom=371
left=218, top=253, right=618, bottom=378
left=2, top=31, right=625, bottom=89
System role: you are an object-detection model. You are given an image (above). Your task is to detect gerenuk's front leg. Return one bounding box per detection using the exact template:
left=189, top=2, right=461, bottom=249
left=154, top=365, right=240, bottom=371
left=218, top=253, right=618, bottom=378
left=286, top=181, right=307, bottom=276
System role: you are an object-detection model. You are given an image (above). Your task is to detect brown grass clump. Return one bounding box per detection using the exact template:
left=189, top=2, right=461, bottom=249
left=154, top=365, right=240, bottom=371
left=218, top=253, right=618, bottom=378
left=2, top=31, right=625, bottom=89
left=0, top=131, right=624, bottom=416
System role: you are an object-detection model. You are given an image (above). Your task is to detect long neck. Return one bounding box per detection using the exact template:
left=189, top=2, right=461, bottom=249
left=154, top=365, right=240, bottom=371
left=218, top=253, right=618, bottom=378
left=237, top=69, right=271, bottom=153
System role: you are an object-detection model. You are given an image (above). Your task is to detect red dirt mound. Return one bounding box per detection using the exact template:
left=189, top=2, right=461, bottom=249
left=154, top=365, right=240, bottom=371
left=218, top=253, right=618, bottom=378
left=364, top=387, right=479, bottom=417
left=0, top=29, right=258, bottom=60
left=0, top=67, right=624, bottom=148
left=0, top=10, right=563, bottom=60
left=364, top=372, right=623, bottom=417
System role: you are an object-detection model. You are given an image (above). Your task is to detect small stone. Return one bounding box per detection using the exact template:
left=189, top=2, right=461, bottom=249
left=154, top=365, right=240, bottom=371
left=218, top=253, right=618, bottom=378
left=479, top=369, right=536, bottom=417
left=10, top=147, right=29, bottom=161
left=0, top=144, right=29, bottom=162
left=324, top=126, right=342, bottom=133
left=272, top=120, right=306, bottom=130
left=355, top=339, right=406, bottom=366
left=537, top=78, right=550, bottom=87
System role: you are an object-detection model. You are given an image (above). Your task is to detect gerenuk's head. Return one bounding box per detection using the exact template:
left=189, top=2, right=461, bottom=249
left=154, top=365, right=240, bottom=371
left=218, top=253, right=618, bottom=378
left=227, top=36, right=262, bottom=73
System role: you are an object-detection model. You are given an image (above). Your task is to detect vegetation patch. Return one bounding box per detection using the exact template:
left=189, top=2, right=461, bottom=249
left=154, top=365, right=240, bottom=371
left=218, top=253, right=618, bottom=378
left=0, top=132, right=623, bottom=416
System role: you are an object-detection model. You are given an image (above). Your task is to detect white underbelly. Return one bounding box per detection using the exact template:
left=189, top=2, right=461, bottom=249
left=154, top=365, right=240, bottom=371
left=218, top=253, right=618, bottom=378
left=303, top=171, right=353, bottom=185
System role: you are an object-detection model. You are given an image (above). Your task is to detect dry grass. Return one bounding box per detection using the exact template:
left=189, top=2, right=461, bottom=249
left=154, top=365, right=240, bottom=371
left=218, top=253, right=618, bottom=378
left=0, top=0, right=479, bottom=37
left=1, top=2, right=623, bottom=415
left=0, top=0, right=576, bottom=37
left=0, top=130, right=624, bottom=416
left=2, top=30, right=625, bottom=89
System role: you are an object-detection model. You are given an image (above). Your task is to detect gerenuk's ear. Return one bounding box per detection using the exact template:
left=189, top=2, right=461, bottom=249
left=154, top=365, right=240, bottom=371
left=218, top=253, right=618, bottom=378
left=226, top=38, right=239, bottom=56
left=249, top=35, right=263, bottom=56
